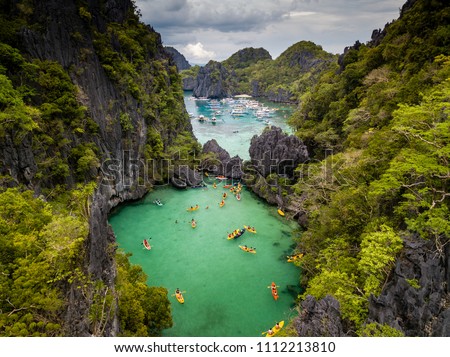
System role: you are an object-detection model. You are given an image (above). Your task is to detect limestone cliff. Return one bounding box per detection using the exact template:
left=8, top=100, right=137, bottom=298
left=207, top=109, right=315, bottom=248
left=201, top=139, right=243, bottom=179
left=187, top=42, right=336, bottom=102
left=368, top=234, right=450, bottom=336
left=244, top=126, right=308, bottom=210
left=0, top=0, right=192, bottom=336
left=164, top=46, right=191, bottom=72
left=192, top=60, right=232, bottom=99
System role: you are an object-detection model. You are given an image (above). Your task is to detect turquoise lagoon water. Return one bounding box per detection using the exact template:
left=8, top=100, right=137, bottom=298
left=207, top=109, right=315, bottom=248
left=109, top=183, right=300, bottom=336
left=108, top=94, right=300, bottom=336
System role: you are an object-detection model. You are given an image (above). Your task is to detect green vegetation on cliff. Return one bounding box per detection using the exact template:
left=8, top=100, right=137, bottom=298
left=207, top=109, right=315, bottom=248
left=0, top=185, right=93, bottom=336
left=0, top=0, right=195, bottom=336
left=289, top=0, right=450, bottom=335
left=182, top=41, right=337, bottom=102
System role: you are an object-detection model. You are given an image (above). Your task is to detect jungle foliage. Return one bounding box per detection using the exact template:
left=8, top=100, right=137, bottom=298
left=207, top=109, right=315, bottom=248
left=0, top=0, right=186, bottom=336
left=180, top=41, right=337, bottom=102
left=290, top=0, right=450, bottom=335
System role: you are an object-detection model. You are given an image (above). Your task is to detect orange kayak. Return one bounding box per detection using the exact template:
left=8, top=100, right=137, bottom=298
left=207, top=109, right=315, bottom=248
left=270, top=282, right=279, bottom=300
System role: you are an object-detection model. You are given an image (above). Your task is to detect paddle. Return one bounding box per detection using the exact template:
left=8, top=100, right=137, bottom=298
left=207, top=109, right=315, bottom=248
left=170, top=290, right=186, bottom=296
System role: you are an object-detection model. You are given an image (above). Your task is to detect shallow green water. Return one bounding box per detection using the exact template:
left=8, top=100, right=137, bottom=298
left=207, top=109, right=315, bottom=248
left=109, top=182, right=300, bottom=336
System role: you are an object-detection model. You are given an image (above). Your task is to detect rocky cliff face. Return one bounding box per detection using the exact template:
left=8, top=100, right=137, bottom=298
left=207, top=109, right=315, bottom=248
left=251, top=82, right=294, bottom=103
left=293, top=295, right=345, bottom=337
left=249, top=126, right=308, bottom=178
left=1, top=0, right=191, bottom=336
left=193, top=60, right=231, bottom=99
left=182, top=76, right=197, bottom=90
left=164, top=46, right=191, bottom=72
left=244, top=126, right=308, bottom=209
left=368, top=234, right=450, bottom=336
left=201, top=139, right=243, bottom=179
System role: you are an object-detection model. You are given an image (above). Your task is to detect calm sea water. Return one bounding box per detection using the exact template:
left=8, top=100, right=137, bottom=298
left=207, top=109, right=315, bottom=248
left=109, top=183, right=300, bottom=337
left=185, top=92, right=294, bottom=160
left=108, top=94, right=300, bottom=337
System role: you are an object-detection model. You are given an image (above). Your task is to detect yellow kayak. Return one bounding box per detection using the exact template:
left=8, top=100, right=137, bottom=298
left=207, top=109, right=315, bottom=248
left=264, top=321, right=284, bottom=337
left=277, top=209, right=285, bottom=216
left=175, top=292, right=184, bottom=304
left=244, top=225, right=256, bottom=234
left=239, top=245, right=256, bottom=254
left=187, top=205, right=200, bottom=211
left=287, top=253, right=303, bottom=262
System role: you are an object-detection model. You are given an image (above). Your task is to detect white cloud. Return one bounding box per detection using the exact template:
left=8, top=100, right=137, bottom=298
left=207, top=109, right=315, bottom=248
left=288, top=11, right=317, bottom=17
left=182, top=42, right=216, bottom=63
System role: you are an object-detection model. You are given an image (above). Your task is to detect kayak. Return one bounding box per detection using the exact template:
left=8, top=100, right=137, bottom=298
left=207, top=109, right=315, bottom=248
left=239, top=245, right=256, bottom=254
left=222, top=192, right=227, bottom=199
left=187, top=205, right=200, bottom=211
left=264, top=321, right=285, bottom=337
left=223, top=184, right=232, bottom=188
left=175, top=291, right=184, bottom=304
left=219, top=201, right=225, bottom=207
left=270, top=282, right=279, bottom=300
left=287, top=253, right=304, bottom=262
left=236, top=193, right=241, bottom=201
left=213, top=182, right=217, bottom=189
left=153, top=200, right=163, bottom=206
left=216, top=175, right=227, bottom=180
left=191, top=220, right=197, bottom=228
left=277, top=209, right=285, bottom=216
left=244, top=225, right=256, bottom=234
left=143, top=239, right=151, bottom=250
left=227, top=229, right=245, bottom=240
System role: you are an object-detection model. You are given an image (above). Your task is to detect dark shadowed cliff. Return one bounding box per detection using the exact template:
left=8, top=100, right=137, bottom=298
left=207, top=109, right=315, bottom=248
left=0, top=0, right=192, bottom=336
left=164, top=46, right=191, bottom=72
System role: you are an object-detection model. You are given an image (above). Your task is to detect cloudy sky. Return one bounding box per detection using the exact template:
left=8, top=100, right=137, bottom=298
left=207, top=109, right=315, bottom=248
left=136, top=0, right=406, bottom=64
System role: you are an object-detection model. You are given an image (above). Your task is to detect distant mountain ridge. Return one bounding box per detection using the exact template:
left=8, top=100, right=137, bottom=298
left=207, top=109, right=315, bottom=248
left=182, top=42, right=337, bottom=103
